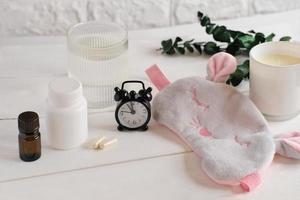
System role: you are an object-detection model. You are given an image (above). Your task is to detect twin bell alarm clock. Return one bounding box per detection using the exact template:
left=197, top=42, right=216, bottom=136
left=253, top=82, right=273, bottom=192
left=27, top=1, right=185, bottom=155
left=114, top=80, right=152, bottom=131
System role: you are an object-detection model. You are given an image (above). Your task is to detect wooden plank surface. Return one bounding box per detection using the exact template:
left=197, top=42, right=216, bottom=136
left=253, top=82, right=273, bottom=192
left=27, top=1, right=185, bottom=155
left=0, top=9, right=300, bottom=199
left=1, top=152, right=300, bottom=200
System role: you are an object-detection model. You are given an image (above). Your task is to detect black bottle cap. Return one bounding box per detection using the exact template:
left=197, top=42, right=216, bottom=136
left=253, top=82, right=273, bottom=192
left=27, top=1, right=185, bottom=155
left=18, top=111, right=40, bottom=134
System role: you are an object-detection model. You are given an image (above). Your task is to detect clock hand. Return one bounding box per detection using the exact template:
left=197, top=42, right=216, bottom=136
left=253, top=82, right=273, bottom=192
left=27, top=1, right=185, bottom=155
left=126, top=104, right=133, bottom=112
left=130, top=102, right=135, bottom=111
left=130, top=102, right=136, bottom=114
left=120, top=111, right=131, bottom=113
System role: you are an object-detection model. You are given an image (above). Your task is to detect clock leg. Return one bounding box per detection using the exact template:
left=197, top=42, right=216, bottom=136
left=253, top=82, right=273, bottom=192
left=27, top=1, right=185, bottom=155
left=141, top=126, right=148, bottom=131
left=117, top=125, right=124, bottom=131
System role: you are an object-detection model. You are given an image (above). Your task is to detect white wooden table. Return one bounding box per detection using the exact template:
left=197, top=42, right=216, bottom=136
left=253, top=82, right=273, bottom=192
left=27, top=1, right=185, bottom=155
left=1, top=10, right=300, bottom=200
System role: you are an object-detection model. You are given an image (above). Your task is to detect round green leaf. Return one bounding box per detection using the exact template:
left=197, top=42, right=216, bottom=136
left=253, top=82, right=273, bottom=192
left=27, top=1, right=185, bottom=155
left=229, top=69, right=244, bottom=86
left=212, top=26, right=231, bottom=43
left=203, top=42, right=220, bottom=55
left=226, top=42, right=240, bottom=55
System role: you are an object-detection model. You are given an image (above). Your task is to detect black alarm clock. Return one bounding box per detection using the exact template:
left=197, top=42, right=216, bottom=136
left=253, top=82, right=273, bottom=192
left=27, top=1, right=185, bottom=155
left=114, top=80, right=152, bottom=131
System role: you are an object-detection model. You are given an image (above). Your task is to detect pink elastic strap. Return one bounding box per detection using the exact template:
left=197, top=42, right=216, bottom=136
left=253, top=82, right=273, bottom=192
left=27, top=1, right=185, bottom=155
left=278, top=131, right=300, bottom=139
left=145, top=64, right=170, bottom=91
left=240, top=173, right=261, bottom=192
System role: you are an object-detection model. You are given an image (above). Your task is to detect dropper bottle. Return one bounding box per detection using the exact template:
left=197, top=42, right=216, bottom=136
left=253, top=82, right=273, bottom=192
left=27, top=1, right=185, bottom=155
left=18, top=111, right=41, bottom=162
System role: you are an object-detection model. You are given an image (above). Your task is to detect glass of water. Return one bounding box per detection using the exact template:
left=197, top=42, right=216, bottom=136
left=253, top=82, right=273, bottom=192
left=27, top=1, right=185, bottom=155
left=67, top=22, right=128, bottom=108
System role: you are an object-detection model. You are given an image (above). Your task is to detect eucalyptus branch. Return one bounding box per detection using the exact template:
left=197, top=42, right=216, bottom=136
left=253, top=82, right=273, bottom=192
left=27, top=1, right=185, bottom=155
left=159, top=11, right=292, bottom=86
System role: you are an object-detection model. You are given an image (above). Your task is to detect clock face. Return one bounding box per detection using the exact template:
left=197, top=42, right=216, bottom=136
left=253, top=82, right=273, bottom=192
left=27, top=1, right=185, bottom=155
left=117, top=101, right=150, bottom=129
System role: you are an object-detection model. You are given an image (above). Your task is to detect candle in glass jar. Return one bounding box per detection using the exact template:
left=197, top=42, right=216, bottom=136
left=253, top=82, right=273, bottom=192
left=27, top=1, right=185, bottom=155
left=258, top=53, right=300, bottom=66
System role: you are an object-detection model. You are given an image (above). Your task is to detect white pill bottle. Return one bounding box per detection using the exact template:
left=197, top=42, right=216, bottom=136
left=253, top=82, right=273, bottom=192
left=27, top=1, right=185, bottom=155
left=46, top=77, right=88, bottom=150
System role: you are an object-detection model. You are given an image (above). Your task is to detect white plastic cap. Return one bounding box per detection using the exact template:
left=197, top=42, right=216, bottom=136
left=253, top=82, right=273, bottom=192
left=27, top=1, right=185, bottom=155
left=48, top=77, right=83, bottom=107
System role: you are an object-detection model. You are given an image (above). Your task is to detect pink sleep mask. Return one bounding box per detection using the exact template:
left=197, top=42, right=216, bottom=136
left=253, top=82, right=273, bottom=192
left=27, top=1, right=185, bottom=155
left=146, top=52, right=300, bottom=192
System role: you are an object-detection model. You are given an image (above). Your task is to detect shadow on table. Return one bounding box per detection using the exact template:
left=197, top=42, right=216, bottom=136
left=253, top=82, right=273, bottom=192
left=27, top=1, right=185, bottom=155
left=183, top=153, right=254, bottom=196
left=149, top=122, right=189, bottom=149
left=183, top=153, right=229, bottom=189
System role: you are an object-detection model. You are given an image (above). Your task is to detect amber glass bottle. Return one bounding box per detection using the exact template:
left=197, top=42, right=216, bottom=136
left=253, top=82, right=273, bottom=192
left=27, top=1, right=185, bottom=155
left=18, top=111, right=41, bottom=162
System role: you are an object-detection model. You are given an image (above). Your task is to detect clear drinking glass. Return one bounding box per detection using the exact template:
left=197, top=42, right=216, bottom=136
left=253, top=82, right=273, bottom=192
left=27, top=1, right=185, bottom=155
left=67, top=22, right=128, bottom=108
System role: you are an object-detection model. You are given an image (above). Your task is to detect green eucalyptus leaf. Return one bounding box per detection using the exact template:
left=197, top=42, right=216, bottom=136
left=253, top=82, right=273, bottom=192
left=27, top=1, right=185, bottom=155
left=255, top=32, right=265, bottom=43
left=265, top=33, right=275, bottom=42
left=226, top=41, right=240, bottom=55
left=237, top=60, right=250, bottom=77
left=206, top=24, right=215, bottom=34
left=184, top=39, right=195, bottom=44
left=184, top=42, right=194, bottom=53
left=247, top=38, right=260, bottom=51
left=175, top=47, right=185, bottom=54
left=161, top=39, right=173, bottom=52
left=212, top=25, right=221, bottom=35
left=165, top=47, right=176, bottom=55
left=280, top=36, right=292, bottom=41
left=237, top=34, right=255, bottom=48
left=229, top=69, right=244, bottom=86
left=173, top=37, right=182, bottom=48
left=201, top=16, right=210, bottom=26
left=229, top=30, right=245, bottom=40
left=212, top=26, right=231, bottom=43
left=187, top=46, right=194, bottom=53
left=175, top=37, right=183, bottom=43
left=204, top=42, right=220, bottom=55
left=193, top=43, right=202, bottom=54
left=215, top=31, right=231, bottom=43
left=197, top=11, right=204, bottom=19
left=159, top=10, right=293, bottom=87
